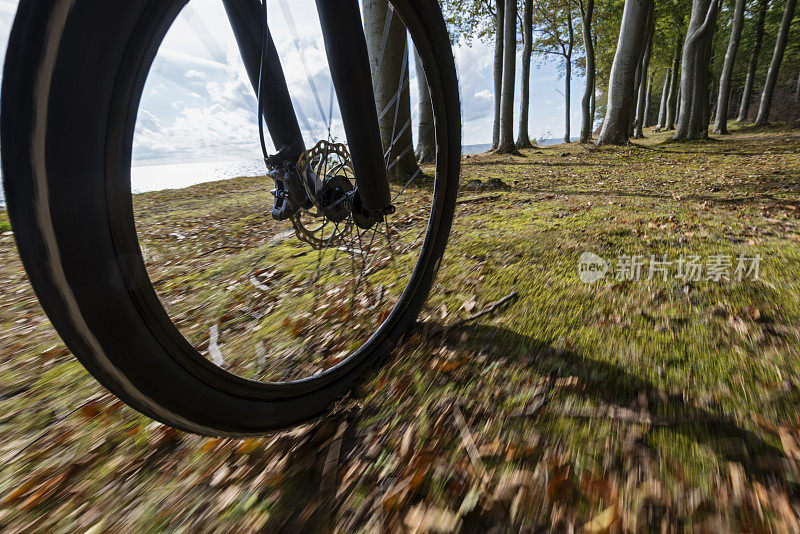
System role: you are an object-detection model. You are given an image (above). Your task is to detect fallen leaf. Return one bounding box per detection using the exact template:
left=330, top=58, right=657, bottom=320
left=404, top=505, right=462, bottom=533
left=582, top=505, right=618, bottom=534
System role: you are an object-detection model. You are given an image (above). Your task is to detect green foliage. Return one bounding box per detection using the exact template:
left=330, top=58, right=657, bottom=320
left=439, top=0, right=497, bottom=44
left=531, top=0, right=578, bottom=67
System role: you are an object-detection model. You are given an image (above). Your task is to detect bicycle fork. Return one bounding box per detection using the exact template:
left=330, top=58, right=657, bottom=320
left=222, top=0, right=393, bottom=224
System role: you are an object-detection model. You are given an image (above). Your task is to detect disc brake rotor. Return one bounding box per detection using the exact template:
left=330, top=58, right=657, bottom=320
left=292, top=140, right=355, bottom=249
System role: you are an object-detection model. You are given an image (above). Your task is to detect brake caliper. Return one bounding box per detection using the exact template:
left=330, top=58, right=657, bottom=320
left=266, top=155, right=311, bottom=221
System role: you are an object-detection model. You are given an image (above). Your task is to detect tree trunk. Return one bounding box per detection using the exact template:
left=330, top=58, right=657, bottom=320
left=657, top=70, right=670, bottom=128
left=674, top=0, right=719, bottom=141
left=630, top=57, right=643, bottom=137
left=643, top=71, right=654, bottom=128
left=516, top=0, right=534, bottom=149
left=796, top=71, right=800, bottom=102
left=492, top=0, right=505, bottom=150
left=665, top=37, right=682, bottom=130
left=579, top=0, right=596, bottom=143
left=564, top=13, right=574, bottom=143
left=591, top=31, right=597, bottom=122
left=596, top=0, right=653, bottom=146
left=414, top=50, right=435, bottom=163
left=363, top=0, right=419, bottom=180
left=633, top=17, right=653, bottom=139
left=496, top=0, right=518, bottom=153
left=755, top=0, right=797, bottom=126
left=737, top=0, right=768, bottom=122
left=712, top=0, right=745, bottom=134
left=565, top=62, right=572, bottom=143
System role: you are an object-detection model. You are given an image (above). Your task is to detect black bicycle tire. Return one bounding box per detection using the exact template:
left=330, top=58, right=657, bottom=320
left=1, top=0, right=460, bottom=435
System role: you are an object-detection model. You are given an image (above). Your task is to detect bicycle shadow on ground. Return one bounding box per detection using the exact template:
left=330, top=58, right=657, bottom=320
left=428, top=323, right=785, bottom=480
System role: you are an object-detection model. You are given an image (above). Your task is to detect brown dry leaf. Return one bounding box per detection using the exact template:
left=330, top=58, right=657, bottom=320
left=404, top=504, right=462, bottom=533
left=203, top=438, right=224, bottom=452
left=79, top=401, right=102, bottom=419
left=579, top=474, right=617, bottom=505
left=210, top=466, right=231, bottom=487
left=477, top=440, right=505, bottom=459
left=20, top=472, right=69, bottom=510
left=237, top=438, right=261, bottom=455
left=437, top=358, right=465, bottom=373
left=383, top=476, right=413, bottom=512
left=770, top=490, right=800, bottom=531
left=728, top=462, right=746, bottom=504
left=547, top=463, right=572, bottom=501
left=492, top=469, right=534, bottom=504
left=399, top=424, right=416, bottom=461
left=581, top=505, right=619, bottom=534
left=778, top=428, right=800, bottom=460
left=217, top=485, right=240, bottom=511
left=460, top=295, right=477, bottom=315
left=746, top=306, right=762, bottom=321
left=151, top=426, right=181, bottom=448
left=729, top=316, right=748, bottom=336
left=40, top=345, right=69, bottom=360
left=554, top=376, right=580, bottom=389
left=1, top=478, right=37, bottom=505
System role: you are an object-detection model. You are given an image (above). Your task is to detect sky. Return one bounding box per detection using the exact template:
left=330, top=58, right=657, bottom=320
left=0, top=0, right=586, bottom=164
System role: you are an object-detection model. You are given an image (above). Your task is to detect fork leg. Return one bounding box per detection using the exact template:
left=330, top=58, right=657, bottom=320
left=315, top=0, right=393, bottom=213
left=223, top=0, right=305, bottom=162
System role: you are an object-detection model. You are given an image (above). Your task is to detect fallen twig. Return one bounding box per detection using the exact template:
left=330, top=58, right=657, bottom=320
left=429, top=291, right=519, bottom=336
left=321, top=420, right=348, bottom=496
left=453, top=405, right=489, bottom=484
left=456, top=194, right=502, bottom=205
left=197, top=245, right=244, bottom=257
left=559, top=404, right=666, bottom=426
left=510, top=379, right=553, bottom=419
left=3, top=395, right=105, bottom=464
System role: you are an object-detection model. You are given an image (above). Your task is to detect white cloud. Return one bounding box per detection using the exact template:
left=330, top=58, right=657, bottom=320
left=0, top=0, right=587, bottom=161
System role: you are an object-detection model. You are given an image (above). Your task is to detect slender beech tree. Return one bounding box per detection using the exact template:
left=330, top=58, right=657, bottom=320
left=414, top=50, right=435, bottom=163
left=492, top=0, right=505, bottom=149
left=674, top=0, right=719, bottom=141
left=643, top=71, right=654, bottom=127
left=591, top=29, right=597, bottom=122
left=755, top=0, right=798, bottom=125
left=633, top=10, right=654, bottom=139
left=712, top=0, right=745, bottom=134
left=796, top=72, right=800, bottom=102
left=517, top=0, right=535, bottom=148
left=496, top=0, right=518, bottom=153
left=657, top=70, right=671, bottom=128
left=439, top=0, right=507, bottom=151
left=533, top=0, right=577, bottom=144
left=796, top=71, right=800, bottom=102
left=737, top=0, right=769, bottom=121
left=363, top=0, right=420, bottom=180
left=564, top=10, right=574, bottom=142
left=665, top=36, right=683, bottom=130
left=577, top=0, right=596, bottom=143
left=596, top=0, right=653, bottom=146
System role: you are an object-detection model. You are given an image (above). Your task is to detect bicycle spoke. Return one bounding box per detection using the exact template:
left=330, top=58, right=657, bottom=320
left=132, top=0, right=442, bottom=384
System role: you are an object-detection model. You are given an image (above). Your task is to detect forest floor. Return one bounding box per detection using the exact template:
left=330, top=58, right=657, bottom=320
left=2, top=124, right=800, bottom=532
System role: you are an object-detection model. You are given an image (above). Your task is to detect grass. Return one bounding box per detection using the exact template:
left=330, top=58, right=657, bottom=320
left=1, top=123, right=800, bottom=531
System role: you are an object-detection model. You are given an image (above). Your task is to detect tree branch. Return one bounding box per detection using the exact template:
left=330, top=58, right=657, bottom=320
left=690, top=0, right=719, bottom=44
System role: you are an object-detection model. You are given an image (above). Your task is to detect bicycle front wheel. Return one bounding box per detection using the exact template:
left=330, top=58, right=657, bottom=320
left=2, top=0, right=460, bottom=434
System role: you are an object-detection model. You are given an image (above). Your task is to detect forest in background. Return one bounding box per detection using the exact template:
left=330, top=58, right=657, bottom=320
left=427, top=0, right=800, bottom=151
